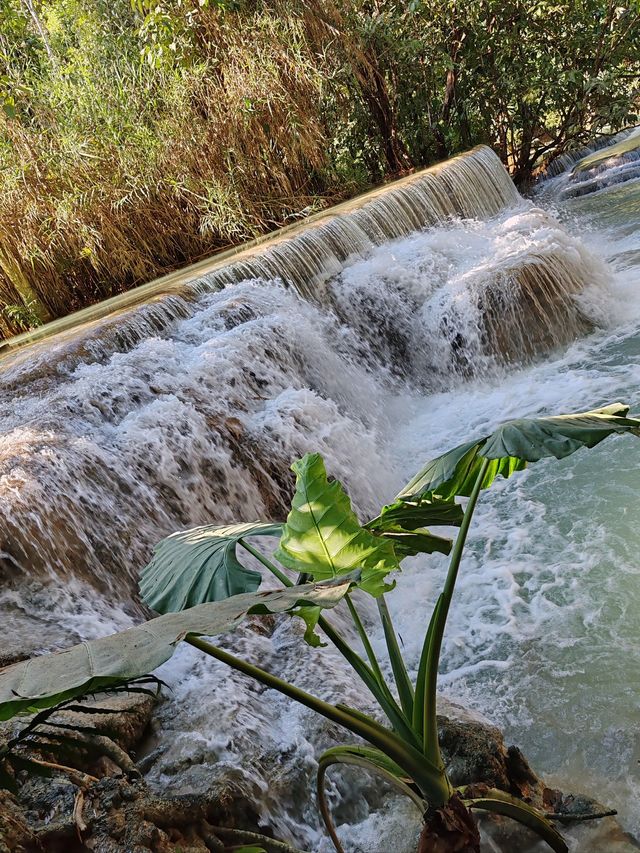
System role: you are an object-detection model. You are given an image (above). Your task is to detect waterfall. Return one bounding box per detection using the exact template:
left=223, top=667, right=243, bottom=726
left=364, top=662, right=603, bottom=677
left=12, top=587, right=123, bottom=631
left=541, top=126, right=639, bottom=178
left=0, top=143, right=625, bottom=851
left=540, top=126, right=640, bottom=199
left=0, top=147, right=609, bottom=591
left=1, top=147, right=519, bottom=372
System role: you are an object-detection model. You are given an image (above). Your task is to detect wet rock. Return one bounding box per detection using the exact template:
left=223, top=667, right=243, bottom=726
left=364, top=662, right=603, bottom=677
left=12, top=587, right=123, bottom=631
left=0, top=790, right=34, bottom=853
left=1, top=774, right=304, bottom=853
left=0, top=688, right=302, bottom=852
left=0, top=692, right=156, bottom=784
left=435, top=702, right=639, bottom=852
left=1, top=688, right=637, bottom=852
left=55, top=693, right=157, bottom=758
left=438, top=714, right=541, bottom=801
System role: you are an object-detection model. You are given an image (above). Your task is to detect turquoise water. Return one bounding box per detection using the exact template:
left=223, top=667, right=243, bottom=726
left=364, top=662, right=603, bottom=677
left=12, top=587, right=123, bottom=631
left=386, top=143, right=640, bottom=838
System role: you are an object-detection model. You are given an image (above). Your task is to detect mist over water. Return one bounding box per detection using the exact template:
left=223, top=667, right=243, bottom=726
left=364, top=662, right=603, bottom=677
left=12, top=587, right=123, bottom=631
left=1, top=142, right=640, bottom=850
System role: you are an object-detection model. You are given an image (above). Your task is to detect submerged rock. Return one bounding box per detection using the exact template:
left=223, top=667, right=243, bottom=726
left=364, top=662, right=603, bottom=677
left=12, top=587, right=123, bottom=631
left=436, top=704, right=639, bottom=853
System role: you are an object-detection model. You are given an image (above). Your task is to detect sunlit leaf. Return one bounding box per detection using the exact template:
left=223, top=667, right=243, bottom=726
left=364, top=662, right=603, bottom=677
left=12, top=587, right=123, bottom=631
left=275, top=454, right=400, bottom=597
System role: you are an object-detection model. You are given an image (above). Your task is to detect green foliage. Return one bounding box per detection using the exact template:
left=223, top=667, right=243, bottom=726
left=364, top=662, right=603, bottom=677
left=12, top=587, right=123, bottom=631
left=0, top=577, right=356, bottom=720
left=398, top=440, right=526, bottom=502
left=1, top=299, right=43, bottom=332
left=399, top=403, right=639, bottom=501
left=275, top=453, right=400, bottom=597
left=366, top=498, right=460, bottom=557
left=0, top=0, right=638, bottom=334
left=131, top=0, right=241, bottom=69
left=139, top=522, right=282, bottom=612
left=308, top=0, right=640, bottom=181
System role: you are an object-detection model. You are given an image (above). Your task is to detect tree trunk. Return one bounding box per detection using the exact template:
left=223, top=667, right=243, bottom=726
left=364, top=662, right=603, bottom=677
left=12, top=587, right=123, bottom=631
left=417, top=794, right=480, bottom=853
left=354, top=49, right=413, bottom=176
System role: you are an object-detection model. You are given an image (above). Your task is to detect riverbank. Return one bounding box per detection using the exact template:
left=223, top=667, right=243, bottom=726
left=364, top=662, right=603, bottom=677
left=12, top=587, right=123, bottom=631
left=1, top=1, right=638, bottom=339
left=1, top=689, right=636, bottom=853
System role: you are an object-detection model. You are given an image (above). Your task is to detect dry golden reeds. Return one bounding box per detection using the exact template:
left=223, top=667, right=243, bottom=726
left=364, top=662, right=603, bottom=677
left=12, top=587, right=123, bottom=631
left=0, top=1, right=363, bottom=339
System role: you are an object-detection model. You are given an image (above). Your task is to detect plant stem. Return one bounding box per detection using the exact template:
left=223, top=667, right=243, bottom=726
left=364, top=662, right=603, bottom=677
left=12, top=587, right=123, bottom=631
left=345, top=594, right=385, bottom=685
left=441, top=460, right=490, bottom=607
left=422, top=458, right=491, bottom=766
left=184, top=635, right=450, bottom=805
left=318, top=749, right=426, bottom=853
left=376, top=595, right=415, bottom=719
left=238, top=539, right=415, bottom=744
left=239, top=539, right=293, bottom=587
left=238, top=540, right=378, bottom=700
left=317, top=614, right=420, bottom=749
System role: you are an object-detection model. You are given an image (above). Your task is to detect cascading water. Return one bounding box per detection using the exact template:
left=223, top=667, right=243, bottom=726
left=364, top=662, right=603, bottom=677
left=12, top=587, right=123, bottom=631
left=1, top=141, right=638, bottom=851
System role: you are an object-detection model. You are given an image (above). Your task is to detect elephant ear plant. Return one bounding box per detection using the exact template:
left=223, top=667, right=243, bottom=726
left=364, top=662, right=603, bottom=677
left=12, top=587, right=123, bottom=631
left=1, top=403, right=638, bottom=853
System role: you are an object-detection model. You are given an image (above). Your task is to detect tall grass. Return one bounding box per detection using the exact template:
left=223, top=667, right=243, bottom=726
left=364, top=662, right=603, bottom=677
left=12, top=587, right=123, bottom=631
left=0, top=1, right=361, bottom=336
left=0, top=0, right=637, bottom=338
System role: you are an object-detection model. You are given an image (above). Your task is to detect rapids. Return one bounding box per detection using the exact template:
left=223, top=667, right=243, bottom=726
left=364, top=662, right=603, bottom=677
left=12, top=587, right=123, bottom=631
left=1, top=139, right=640, bottom=851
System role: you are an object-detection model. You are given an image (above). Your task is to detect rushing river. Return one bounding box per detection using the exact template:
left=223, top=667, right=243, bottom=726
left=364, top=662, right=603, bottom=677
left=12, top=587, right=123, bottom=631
left=1, top=137, right=640, bottom=851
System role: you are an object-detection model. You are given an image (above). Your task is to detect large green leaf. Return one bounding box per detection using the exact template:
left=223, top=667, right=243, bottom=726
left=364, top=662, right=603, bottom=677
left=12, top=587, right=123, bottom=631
left=366, top=498, right=462, bottom=557
left=398, top=403, right=640, bottom=501
left=139, top=522, right=282, bottom=613
left=0, top=577, right=356, bottom=722
left=374, top=528, right=452, bottom=558
left=481, top=403, right=640, bottom=460
left=367, top=499, right=464, bottom=531
left=274, top=453, right=400, bottom=597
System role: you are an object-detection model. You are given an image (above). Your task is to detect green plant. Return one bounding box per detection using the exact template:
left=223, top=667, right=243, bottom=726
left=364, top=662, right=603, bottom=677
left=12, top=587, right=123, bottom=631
left=1, top=298, right=43, bottom=332
left=1, top=403, right=637, bottom=851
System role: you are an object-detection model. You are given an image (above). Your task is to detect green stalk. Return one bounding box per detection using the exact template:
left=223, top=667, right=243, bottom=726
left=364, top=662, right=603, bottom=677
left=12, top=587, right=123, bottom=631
left=345, top=594, right=385, bottom=685
left=239, top=539, right=293, bottom=588
left=185, top=635, right=451, bottom=806
left=320, top=614, right=420, bottom=749
left=239, top=541, right=374, bottom=702
left=421, top=458, right=490, bottom=766
left=318, top=749, right=427, bottom=853
left=239, top=540, right=416, bottom=746
left=412, top=594, right=442, bottom=750
left=376, top=595, right=415, bottom=720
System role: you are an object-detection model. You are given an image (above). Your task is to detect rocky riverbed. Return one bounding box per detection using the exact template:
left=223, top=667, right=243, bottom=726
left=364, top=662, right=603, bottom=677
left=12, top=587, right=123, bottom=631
left=1, top=691, right=636, bottom=853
